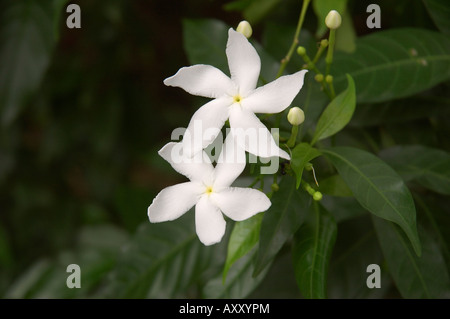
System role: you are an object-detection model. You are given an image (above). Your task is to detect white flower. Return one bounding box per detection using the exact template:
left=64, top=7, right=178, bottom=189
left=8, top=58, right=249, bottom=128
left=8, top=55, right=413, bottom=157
left=164, top=28, right=308, bottom=160
left=148, top=136, right=271, bottom=246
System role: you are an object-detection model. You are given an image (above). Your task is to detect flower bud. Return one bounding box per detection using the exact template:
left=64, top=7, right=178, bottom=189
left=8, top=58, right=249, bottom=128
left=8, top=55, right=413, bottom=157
left=236, top=20, right=252, bottom=38
left=287, top=107, right=305, bottom=126
left=296, top=46, right=306, bottom=56
left=313, top=191, right=323, bottom=201
left=320, top=39, right=329, bottom=48
left=314, top=74, right=324, bottom=83
left=325, top=10, right=342, bottom=30
left=325, top=75, right=333, bottom=84
left=271, top=183, right=279, bottom=192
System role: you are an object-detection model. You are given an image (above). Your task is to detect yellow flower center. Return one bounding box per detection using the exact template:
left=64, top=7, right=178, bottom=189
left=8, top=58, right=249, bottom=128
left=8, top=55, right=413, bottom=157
left=205, top=186, right=214, bottom=196
left=233, top=95, right=242, bottom=104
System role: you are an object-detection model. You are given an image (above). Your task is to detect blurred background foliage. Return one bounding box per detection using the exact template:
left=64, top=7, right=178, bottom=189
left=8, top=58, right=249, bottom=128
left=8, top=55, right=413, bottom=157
left=0, top=0, right=448, bottom=298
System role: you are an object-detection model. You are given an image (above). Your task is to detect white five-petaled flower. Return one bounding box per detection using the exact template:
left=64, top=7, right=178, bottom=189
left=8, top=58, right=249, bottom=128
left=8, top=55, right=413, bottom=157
left=148, top=136, right=271, bottom=246
left=164, top=28, right=308, bottom=160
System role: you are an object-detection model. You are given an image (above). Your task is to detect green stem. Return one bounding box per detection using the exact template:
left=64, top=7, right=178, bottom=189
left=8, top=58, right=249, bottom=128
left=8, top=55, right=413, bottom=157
left=312, top=40, right=328, bottom=64
left=328, top=81, right=336, bottom=99
left=298, top=50, right=332, bottom=99
left=286, top=125, right=299, bottom=148
left=325, top=29, right=336, bottom=76
left=276, top=0, right=311, bottom=78
left=248, top=176, right=259, bottom=188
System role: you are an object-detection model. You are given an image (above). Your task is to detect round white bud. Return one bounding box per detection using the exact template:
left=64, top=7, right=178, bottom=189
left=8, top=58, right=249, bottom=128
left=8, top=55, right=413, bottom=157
left=287, top=107, right=305, bottom=126
left=236, top=20, right=253, bottom=38
left=325, top=10, right=342, bottom=30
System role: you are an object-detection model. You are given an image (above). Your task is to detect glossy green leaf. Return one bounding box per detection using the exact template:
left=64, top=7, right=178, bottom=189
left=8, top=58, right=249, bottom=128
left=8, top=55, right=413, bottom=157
left=332, top=29, right=450, bottom=103
left=312, top=0, right=347, bottom=37
left=322, top=146, right=421, bottom=256
left=380, top=145, right=450, bottom=195
left=321, top=195, right=366, bottom=223
left=183, top=19, right=228, bottom=73
left=350, top=96, right=445, bottom=127
left=204, top=248, right=269, bottom=298
left=292, top=203, right=337, bottom=299
left=254, top=177, right=312, bottom=276
left=423, top=0, right=450, bottom=35
left=0, top=0, right=68, bottom=126
left=415, top=194, right=450, bottom=271
left=105, top=214, right=222, bottom=298
left=223, top=213, right=262, bottom=282
left=318, top=174, right=353, bottom=197
left=290, top=143, right=322, bottom=189
left=373, top=217, right=450, bottom=298
left=328, top=216, right=391, bottom=298
left=311, top=74, right=356, bottom=145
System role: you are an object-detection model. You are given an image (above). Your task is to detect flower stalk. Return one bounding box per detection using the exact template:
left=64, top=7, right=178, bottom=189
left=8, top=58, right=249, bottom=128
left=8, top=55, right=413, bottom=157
left=276, top=0, right=311, bottom=78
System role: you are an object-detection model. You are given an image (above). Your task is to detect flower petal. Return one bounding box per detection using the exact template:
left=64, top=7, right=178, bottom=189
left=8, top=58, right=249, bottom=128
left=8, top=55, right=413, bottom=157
left=195, top=196, right=226, bottom=246
left=158, top=142, right=214, bottom=183
left=229, top=106, right=290, bottom=160
left=182, top=97, right=231, bottom=158
left=243, top=70, right=308, bottom=114
left=214, top=133, right=246, bottom=188
left=163, top=65, right=235, bottom=98
left=226, top=29, right=261, bottom=96
left=212, top=187, right=271, bottom=221
left=148, top=182, right=202, bottom=223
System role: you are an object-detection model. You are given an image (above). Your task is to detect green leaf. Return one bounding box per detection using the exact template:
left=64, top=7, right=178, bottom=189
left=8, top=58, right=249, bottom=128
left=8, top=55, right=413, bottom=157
left=204, top=248, right=269, bottom=298
left=328, top=216, right=391, bottom=298
left=321, top=196, right=366, bottom=223
left=0, top=0, right=68, bottom=126
left=423, top=0, right=450, bottom=35
left=318, top=174, right=353, bottom=197
left=243, top=0, right=282, bottom=25
left=415, top=195, right=450, bottom=271
left=105, top=214, right=223, bottom=298
left=312, top=0, right=347, bottom=37
left=290, top=143, right=322, bottom=189
left=5, top=225, right=129, bottom=298
left=223, top=213, right=262, bottom=282
left=311, top=74, right=356, bottom=145
left=322, top=146, right=421, bottom=256
left=5, top=259, right=55, bottom=298
left=380, top=145, right=450, bottom=195
left=292, top=203, right=337, bottom=299
left=373, top=217, right=450, bottom=298
left=254, top=177, right=312, bottom=276
left=182, top=19, right=228, bottom=73
left=350, top=95, right=445, bottom=127
left=332, top=29, right=450, bottom=103
left=335, top=9, right=356, bottom=53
